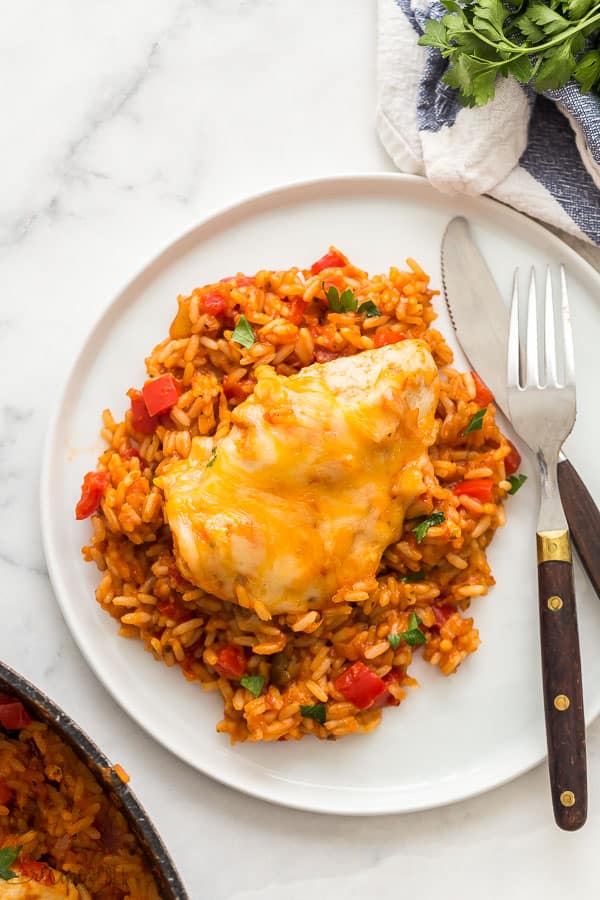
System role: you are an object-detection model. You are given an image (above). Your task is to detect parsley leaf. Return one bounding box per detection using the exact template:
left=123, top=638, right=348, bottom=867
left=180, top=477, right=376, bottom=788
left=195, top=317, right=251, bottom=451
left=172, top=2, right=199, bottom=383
left=324, top=284, right=357, bottom=313
left=463, top=407, right=487, bottom=435
left=240, top=674, right=265, bottom=698
left=418, top=0, right=600, bottom=106
left=401, top=570, right=426, bottom=583
left=388, top=613, right=426, bottom=649
left=413, top=511, right=445, bottom=543
left=508, top=473, right=528, bottom=494
left=358, top=300, right=381, bottom=318
left=0, top=845, right=20, bottom=881
left=574, top=49, right=600, bottom=90
left=230, top=315, right=255, bottom=349
left=206, top=447, right=217, bottom=468
left=300, top=703, right=326, bottom=724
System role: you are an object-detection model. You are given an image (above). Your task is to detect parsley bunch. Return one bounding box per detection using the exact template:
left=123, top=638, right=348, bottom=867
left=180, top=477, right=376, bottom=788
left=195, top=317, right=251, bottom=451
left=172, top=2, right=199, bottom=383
left=419, top=0, right=600, bottom=106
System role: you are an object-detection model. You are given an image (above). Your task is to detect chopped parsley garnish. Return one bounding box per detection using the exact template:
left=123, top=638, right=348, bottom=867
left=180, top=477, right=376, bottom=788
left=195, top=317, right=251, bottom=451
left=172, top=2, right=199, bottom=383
left=463, top=407, right=487, bottom=435
left=358, top=300, right=381, bottom=318
left=230, top=315, right=255, bottom=349
left=206, top=447, right=217, bottom=468
left=0, top=845, right=20, bottom=881
left=388, top=612, right=426, bottom=649
left=413, top=511, right=445, bottom=543
left=508, top=473, right=528, bottom=495
left=323, top=283, right=357, bottom=313
left=401, top=570, right=426, bottom=583
left=240, top=674, right=265, bottom=698
left=300, top=703, right=326, bottom=724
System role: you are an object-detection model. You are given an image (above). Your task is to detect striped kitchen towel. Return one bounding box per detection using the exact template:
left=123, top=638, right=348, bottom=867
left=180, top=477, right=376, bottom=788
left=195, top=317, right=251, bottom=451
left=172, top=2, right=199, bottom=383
left=376, top=0, right=600, bottom=244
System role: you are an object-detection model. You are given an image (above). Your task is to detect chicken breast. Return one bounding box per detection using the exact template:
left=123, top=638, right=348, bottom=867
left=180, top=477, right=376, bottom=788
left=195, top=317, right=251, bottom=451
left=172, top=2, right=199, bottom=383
left=158, top=340, right=439, bottom=616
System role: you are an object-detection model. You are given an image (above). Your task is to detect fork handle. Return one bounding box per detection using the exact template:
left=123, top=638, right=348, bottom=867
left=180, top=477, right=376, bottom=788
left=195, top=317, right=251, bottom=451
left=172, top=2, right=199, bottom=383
left=558, top=458, right=600, bottom=602
left=537, top=535, right=587, bottom=830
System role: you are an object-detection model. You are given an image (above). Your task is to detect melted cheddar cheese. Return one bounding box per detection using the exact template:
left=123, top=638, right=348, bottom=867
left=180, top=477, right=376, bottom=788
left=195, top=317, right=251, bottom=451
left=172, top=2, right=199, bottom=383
left=158, top=340, right=439, bottom=616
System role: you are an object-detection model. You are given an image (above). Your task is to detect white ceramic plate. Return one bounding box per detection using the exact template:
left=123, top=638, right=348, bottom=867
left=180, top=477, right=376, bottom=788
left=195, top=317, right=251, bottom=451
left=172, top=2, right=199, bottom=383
left=42, top=174, right=600, bottom=815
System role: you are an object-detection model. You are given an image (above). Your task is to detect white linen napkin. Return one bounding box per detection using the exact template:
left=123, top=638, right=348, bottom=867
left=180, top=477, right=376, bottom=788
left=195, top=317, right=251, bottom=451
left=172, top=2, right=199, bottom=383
left=376, top=0, right=600, bottom=244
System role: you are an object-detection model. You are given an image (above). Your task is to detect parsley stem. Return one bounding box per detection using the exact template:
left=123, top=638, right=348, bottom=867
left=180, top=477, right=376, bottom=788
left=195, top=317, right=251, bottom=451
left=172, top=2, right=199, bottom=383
left=461, top=7, right=600, bottom=58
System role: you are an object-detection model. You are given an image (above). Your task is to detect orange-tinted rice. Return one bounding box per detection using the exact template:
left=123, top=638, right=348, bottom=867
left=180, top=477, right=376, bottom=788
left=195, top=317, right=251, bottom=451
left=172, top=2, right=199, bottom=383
left=81, top=249, right=516, bottom=742
left=0, top=718, right=159, bottom=897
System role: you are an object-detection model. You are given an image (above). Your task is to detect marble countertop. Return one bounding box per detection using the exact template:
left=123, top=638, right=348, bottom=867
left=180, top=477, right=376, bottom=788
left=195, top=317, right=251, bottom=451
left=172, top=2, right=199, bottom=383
left=2, top=2, right=600, bottom=898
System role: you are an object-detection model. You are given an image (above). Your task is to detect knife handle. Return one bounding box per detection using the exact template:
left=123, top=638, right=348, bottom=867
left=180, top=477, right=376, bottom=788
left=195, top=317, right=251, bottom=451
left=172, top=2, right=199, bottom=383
left=558, top=458, right=600, bottom=600
left=537, top=540, right=587, bottom=831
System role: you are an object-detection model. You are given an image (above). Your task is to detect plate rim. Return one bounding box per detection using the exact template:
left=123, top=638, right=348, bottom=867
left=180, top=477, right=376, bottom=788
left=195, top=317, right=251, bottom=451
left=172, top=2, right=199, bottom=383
left=40, top=172, right=600, bottom=816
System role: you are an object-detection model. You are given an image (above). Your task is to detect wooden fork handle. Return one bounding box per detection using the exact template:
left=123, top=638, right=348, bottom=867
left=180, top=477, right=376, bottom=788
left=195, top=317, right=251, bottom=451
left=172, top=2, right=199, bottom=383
left=537, top=536, right=587, bottom=830
left=558, top=457, right=600, bottom=602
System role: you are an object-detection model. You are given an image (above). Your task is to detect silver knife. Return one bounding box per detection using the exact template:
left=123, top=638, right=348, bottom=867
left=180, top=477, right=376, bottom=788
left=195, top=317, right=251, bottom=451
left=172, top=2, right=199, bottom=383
left=441, top=216, right=600, bottom=602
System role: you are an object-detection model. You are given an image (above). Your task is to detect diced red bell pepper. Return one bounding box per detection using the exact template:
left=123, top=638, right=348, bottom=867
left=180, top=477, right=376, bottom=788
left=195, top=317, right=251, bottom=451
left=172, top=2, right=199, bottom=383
left=432, top=605, right=453, bottom=627
left=128, top=388, right=159, bottom=434
left=333, top=660, right=387, bottom=710
left=374, top=329, right=407, bottom=348
left=372, top=667, right=405, bottom=708
left=214, top=644, right=247, bottom=679
left=284, top=298, right=306, bottom=325
left=504, top=440, right=522, bottom=476
left=157, top=600, right=183, bottom=620
left=311, top=250, right=346, bottom=275
left=200, top=292, right=228, bottom=317
left=471, top=371, right=494, bottom=406
left=75, top=471, right=109, bottom=520
left=142, top=374, right=182, bottom=417
left=0, top=781, right=13, bottom=806
left=15, top=861, right=56, bottom=886
left=122, top=447, right=140, bottom=460
left=453, top=478, right=495, bottom=502
left=0, top=695, right=31, bottom=730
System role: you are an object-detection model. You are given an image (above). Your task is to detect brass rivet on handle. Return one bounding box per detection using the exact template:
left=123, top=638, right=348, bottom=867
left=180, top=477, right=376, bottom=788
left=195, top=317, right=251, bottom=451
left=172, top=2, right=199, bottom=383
left=548, top=595, right=563, bottom=611
left=560, top=791, right=576, bottom=807
left=554, top=694, right=570, bottom=711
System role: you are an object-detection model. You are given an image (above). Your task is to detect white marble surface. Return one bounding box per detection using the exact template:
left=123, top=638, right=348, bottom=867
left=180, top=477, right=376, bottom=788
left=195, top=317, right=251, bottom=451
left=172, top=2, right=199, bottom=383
left=2, top=2, right=600, bottom=898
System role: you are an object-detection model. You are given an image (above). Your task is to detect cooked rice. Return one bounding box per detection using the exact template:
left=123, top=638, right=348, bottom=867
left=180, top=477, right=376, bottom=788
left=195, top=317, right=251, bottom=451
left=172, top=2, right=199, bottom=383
left=81, top=249, right=517, bottom=742
left=0, top=719, right=159, bottom=897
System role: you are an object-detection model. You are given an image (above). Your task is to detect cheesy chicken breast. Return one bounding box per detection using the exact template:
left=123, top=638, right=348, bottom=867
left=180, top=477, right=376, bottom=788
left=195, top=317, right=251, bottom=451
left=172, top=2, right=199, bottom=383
left=158, top=340, right=439, bottom=617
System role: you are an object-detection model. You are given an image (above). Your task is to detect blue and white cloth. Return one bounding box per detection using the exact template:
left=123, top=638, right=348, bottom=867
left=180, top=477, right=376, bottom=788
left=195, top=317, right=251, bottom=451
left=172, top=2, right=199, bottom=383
left=376, top=0, right=600, bottom=244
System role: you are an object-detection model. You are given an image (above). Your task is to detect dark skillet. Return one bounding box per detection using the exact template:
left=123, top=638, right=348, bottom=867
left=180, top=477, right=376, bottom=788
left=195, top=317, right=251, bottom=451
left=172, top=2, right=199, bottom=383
left=0, top=660, right=188, bottom=900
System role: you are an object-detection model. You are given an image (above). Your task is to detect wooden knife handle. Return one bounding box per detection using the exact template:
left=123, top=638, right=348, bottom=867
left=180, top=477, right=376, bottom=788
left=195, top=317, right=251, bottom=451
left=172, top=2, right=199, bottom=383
left=558, top=457, right=600, bottom=601
left=538, top=551, right=587, bottom=830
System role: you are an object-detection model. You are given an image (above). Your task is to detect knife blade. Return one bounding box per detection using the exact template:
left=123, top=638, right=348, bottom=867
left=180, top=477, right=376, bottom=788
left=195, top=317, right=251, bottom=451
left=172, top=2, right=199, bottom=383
left=441, top=216, right=600, bottom=603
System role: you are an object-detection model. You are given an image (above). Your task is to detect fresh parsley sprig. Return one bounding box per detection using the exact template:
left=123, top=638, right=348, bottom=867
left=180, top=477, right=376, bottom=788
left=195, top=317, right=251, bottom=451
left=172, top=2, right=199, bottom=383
left=358, top=300, right=382, bottom=318
left=463, top=407, right=487, bottom=435
left=418, top=0, right=600, bottom=107
left=300, top=703, right=327, bottom=724
left=401, top=570, right=426, bottom=583
left=388, top=612, right=427, bottom=648
left=230, top=314, right=255, bottom=349
left=323, top=283, right=358, bottom=313
left=508, top=472, right=528, bottom=494
left=413, top=511, right=445, bottom=543
left=0, top=845, right=21, bottom=881
left=240, top=674, right=265, bottom=697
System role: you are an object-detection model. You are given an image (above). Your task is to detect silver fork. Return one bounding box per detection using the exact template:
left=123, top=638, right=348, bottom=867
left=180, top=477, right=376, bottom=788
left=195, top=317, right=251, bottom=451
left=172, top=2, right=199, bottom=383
left=507, top=266, right=587, bottom=831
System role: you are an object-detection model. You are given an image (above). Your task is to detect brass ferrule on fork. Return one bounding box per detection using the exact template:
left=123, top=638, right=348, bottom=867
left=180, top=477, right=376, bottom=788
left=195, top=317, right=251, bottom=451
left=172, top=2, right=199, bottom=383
left=537, top=530, right=572, bottom=564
